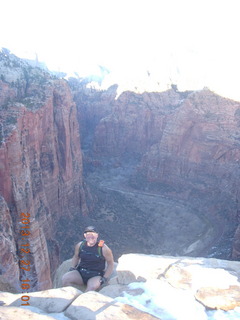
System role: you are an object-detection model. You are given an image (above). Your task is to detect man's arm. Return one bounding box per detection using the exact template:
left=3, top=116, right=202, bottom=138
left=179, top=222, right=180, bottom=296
left=102, top=244, right=114, bottom=280
left=71, top=242, right=81, bottom=269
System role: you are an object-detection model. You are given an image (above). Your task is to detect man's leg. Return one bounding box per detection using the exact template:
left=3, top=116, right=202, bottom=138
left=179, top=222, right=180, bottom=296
left=62, top=270, right=84, bottom=287
left=86, top=276, right=102, bottom=292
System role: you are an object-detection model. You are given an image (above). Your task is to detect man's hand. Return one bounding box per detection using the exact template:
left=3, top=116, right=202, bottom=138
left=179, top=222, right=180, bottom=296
left=100, top=276, right=108, bottom=285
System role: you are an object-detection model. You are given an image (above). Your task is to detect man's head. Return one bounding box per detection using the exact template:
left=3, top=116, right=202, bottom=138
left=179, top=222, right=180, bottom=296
left=84, top=226, right=98, bottom=234
left=83, top=226, right=99, bottom=246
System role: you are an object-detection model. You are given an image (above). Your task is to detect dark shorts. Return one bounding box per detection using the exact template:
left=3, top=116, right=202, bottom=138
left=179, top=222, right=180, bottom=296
left=77, top=267, right=103, bottom=285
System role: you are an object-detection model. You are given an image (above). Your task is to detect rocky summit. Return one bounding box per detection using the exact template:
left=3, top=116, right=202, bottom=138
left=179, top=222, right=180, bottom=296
left=1, top=254, right=240, bottom=319
left=1, top=49, right=240, bottom=296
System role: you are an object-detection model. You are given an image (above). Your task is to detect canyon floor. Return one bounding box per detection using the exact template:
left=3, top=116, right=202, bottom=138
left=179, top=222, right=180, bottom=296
left=80, top=159, right=229, bottom=261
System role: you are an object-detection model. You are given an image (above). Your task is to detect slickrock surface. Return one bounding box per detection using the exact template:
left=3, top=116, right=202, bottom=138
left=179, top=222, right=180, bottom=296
left=2, top=254, right=239, bottom=319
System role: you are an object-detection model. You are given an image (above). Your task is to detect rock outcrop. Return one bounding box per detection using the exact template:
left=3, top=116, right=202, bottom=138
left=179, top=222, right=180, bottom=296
left=1, top=254, right=240, bottom=319
left=0, top=51, right=88, bottom=292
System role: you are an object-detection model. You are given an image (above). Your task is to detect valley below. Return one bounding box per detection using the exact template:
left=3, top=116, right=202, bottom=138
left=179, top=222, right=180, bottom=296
left=81, top=161, right=229, bottom=261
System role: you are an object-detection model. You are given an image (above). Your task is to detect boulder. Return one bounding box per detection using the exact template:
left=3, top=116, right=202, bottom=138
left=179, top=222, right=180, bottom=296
left=0, top=291, right=22, bottom=306
left=117, top=254, right=178, bottom=284
left=99, top=283, right=144, bottom=299
left=64, top=291, right=159, bottom=320
left=195, top=285, right=240, bottom=311
left=0, top=306, right=56, bottom=320
left=10, top=286, right=81, bottom=313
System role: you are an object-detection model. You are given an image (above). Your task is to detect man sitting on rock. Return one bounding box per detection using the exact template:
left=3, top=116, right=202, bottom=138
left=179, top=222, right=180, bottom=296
left=62, top=226, right=114, bottom=292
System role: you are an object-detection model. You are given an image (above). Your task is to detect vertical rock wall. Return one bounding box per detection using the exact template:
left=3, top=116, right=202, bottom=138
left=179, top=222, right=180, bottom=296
left=0, top=52, right=88, bottom=291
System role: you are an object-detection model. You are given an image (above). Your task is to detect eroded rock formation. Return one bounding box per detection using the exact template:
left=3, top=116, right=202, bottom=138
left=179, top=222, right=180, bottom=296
left=0, top=51, right=88, bottom=291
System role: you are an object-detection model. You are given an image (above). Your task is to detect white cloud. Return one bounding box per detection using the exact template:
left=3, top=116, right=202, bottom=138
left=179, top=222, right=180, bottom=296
left=1, top=0, right=240, bottom=100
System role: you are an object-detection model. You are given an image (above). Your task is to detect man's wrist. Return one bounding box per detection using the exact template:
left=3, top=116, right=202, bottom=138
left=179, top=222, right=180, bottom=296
left=100, top=276, right=108, bottom=285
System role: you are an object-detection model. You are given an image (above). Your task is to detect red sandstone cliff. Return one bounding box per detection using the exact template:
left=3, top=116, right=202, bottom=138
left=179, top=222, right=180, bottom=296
left=0, top=52, right=88, bottom=292
left=94, top=90, right=181, bottom=156
left=88, top=88, right=240, bottom=259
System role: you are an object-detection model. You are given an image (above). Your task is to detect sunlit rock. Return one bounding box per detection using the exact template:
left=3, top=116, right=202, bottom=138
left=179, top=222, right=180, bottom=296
left=10, top=286, right=81, bottom=313
left=64, top=291, right=159, bottom=320
left=195, top=285, right=240, bottom=311
left=0, top=306, right=56, bottom=320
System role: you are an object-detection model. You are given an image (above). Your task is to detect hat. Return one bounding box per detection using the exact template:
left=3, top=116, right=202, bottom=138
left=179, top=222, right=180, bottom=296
left=84, top=226, right=98, bottom=233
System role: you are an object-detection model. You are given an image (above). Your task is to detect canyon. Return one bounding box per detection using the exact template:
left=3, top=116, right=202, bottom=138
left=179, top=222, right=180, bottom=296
left=0, top=50, right=240, bottom=293
left=73, top=80, right=240, bottom=261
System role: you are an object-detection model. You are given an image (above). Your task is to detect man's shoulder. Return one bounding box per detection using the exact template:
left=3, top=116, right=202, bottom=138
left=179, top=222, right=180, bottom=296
left=102, top=242, right=112, bottom=252
left=75, top=240, right=84, bottom=249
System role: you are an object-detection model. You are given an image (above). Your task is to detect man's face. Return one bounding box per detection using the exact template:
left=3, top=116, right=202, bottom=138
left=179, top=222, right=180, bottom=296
left=84, top=231, right=98, bottom=246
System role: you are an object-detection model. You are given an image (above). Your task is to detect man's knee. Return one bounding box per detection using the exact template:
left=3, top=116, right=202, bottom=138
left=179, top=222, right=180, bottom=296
left=62, top=273, right=70, bottom=286
left=62, top=270, right=84, bottom=287
left=86, top=277, right=101, bottom=291
left=62, top=271, right=75, bottom=286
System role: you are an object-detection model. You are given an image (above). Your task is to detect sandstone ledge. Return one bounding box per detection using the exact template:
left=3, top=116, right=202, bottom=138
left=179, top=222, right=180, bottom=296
left=0, top=254, right=240, bottom=319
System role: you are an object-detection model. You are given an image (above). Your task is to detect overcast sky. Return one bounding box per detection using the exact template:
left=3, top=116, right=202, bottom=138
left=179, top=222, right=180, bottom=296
left=1, top=0, right=240, bottom=100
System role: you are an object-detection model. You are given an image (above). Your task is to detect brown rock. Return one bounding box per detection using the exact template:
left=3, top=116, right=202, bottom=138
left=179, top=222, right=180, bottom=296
left=195, top=285, right=240, bottom=311
left=164, top=257, right=240, bottom=292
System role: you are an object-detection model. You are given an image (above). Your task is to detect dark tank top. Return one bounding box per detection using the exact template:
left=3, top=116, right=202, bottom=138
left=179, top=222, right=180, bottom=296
left=78, top=241, right=105, bottom=271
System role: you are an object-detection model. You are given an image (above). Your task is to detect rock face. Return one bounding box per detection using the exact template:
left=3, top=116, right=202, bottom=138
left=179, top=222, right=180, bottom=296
left=94, top=90, right=181, bottom=156
left=133, top=90, right=240, bottom=259
left=0, top=51, right=88, bottom=292
left=1, top=254, right=240, bottom=319
left=0, top=196, right=19, bottom=292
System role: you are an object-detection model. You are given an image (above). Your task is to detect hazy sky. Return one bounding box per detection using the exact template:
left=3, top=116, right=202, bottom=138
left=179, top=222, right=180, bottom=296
left=1, top=0, right=240, bottom=100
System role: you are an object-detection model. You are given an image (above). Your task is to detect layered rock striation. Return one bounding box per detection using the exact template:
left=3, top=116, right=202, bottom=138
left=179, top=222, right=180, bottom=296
left=0, top=51, right=88, bottom=292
